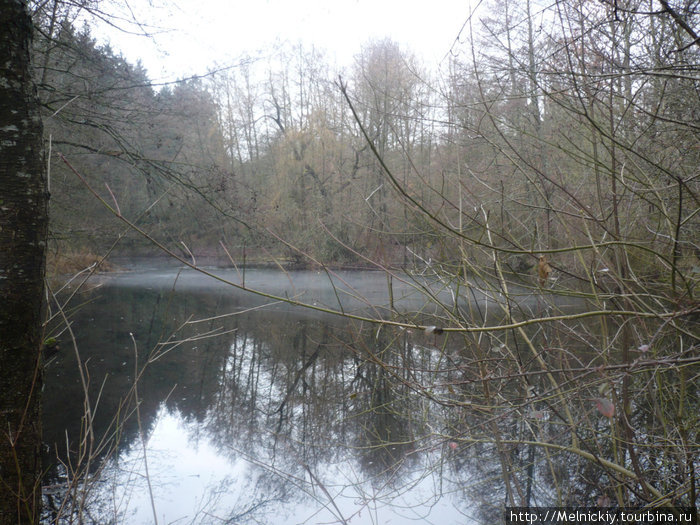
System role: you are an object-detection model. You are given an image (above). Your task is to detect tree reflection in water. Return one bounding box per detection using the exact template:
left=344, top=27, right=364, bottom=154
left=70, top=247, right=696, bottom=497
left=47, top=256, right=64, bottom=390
left=41, top=268, right=698, bottom=524
left=42, top=271, right=473, bottom=524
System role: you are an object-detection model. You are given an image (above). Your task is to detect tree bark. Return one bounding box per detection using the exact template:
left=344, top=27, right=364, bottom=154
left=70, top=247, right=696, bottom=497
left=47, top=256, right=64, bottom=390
left=0, top=1, right=48, bottom=523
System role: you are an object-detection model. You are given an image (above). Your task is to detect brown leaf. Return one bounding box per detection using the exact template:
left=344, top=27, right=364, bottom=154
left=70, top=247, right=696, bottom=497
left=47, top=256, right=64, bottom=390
left=538, top=255, right=552, bottom=285
left=595, top=398, right=615, bottom=418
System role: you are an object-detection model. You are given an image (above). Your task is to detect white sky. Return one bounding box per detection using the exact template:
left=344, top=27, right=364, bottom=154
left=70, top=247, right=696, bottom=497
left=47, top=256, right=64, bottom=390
left=96, top=0, right=475, bottom=81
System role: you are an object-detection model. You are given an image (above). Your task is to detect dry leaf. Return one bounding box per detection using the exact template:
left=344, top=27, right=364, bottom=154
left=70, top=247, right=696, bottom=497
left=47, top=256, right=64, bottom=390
left=538, top=255, right=552, bottom=286
left=595, top=398, right=615, bottom=418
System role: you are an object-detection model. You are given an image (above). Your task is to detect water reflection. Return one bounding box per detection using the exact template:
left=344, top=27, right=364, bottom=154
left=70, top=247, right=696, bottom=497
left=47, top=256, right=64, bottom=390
left=42, top=269, right=477, bottom=524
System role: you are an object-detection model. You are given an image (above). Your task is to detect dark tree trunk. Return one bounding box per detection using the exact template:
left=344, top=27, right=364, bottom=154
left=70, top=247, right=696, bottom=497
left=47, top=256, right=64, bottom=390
left=0, top=1, right=48, bottom=523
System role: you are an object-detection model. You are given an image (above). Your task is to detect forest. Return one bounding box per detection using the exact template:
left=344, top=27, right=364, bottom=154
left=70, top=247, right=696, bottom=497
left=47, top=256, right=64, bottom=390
left=0, top=0, right=698, bottom=523
left=35, top=1, right=699, bottom=280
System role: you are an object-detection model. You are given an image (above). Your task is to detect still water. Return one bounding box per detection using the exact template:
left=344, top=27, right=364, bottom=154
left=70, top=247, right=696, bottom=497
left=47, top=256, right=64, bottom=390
left=45, top=266, right=525, bottom=524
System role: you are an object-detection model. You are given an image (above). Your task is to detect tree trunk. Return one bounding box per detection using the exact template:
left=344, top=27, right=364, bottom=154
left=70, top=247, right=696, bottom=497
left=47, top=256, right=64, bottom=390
left=0, top=1, right=48, bottom=523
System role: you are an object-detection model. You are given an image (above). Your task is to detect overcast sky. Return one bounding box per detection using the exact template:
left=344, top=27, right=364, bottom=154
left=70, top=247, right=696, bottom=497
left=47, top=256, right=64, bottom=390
left=95, top=0, right=475, bottom=81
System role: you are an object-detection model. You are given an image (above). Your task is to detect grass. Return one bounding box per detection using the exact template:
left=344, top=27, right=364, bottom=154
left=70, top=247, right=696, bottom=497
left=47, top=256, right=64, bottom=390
left=47, top=250, right=116, bottom=276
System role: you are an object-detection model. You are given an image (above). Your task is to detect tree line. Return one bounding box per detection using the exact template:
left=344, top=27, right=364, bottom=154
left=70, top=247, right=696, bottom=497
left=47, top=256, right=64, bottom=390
left=35, top=1, right=699, bottom=290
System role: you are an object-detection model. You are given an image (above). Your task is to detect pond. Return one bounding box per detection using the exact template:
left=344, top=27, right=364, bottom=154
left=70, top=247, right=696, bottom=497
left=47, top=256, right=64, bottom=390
left=41, top=265, right=587, bottom=524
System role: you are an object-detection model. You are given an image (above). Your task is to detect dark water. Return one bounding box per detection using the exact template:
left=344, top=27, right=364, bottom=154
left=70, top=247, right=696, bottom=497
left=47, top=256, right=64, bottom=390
left=41, top=267, right=585, bottom=524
